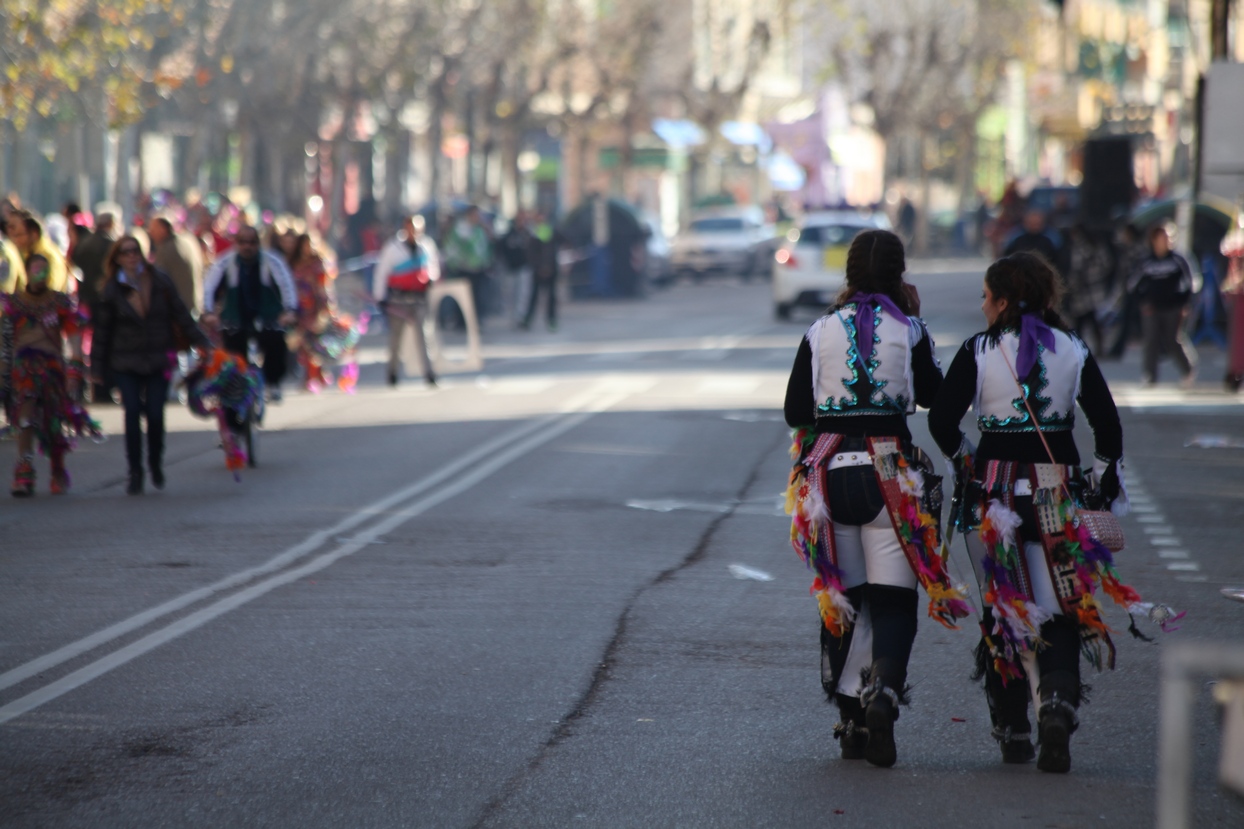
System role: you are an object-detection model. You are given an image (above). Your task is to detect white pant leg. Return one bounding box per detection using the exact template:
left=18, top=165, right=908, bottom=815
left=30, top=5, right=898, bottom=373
left=838, top=599, right=873, bottom=698
left=860, top=510, right=918, bottom=589
left=1023, top=541, right=1060, bottom=615
left=831, top=524, right=868, bottom=589
left=514, top=266, right=533, bottom=323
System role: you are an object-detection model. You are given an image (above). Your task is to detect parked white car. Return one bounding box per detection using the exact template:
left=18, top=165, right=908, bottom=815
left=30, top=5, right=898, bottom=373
left=771, top=210, right=893, bottom=319
left=670, top=207, right=776, bottom=280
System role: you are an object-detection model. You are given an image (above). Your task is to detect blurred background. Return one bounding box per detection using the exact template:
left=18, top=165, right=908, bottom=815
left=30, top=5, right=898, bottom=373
left=1, top=0, right=1241, bottom=261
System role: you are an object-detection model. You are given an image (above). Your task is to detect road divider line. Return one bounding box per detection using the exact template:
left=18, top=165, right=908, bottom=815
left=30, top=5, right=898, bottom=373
left=0, top=392, right=629, bottom=726
left=0, top=384, right=616, bottom=695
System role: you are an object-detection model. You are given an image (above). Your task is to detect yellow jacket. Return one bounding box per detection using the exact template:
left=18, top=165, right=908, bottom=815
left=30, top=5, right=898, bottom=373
left=31, top=237, right=70, bottom=293
left=0, top=238, right=23, bottom=294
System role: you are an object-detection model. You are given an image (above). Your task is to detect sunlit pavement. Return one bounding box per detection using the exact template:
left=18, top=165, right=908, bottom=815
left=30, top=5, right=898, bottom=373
left=1, top=263, right=1241, bottom=827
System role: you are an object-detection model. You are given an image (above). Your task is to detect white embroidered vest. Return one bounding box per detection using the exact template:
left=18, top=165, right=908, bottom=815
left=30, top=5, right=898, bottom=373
left=807, top=302, right=922, bottom=418
left=973, top=329, right=1087, bottom=432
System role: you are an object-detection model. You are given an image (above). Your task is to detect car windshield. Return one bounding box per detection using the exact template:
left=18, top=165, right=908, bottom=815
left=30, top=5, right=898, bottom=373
left=690, top=217, right=745, bottom=233
left=798, top=224, right=872, bottom=245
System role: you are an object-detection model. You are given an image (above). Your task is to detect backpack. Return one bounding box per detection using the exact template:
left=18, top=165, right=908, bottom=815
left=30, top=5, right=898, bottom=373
left=388, top=241, right=430, bottom=292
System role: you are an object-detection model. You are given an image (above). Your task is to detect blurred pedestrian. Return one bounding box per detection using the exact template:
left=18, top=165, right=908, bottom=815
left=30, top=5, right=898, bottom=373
left=1, top=253, right=98, bottom=496
left=443, top=205, right=493, bottom=320
left=1003, top=210, right=1061, bottom=271
left=1062, top=225, right=1112, bottom=354
left=5, top=211, right=70, bottom=293
left=521, top=214, right=560, bottom=332
left=91, top=236, right=211, bottom=495
left=201, top=226, right=298, bottom=401
left=1104, top=223, right=1145, bottom=359
left=374, top=214, right=439, bottom=387
left=0, top=218, right=24, bottom=294
left=498, top=210, right=535, bottom=326
left=69, top=213, right=117, bottom=403
left=1132, top=226, right=1196, bottom=387
left=1222, top=223, right=1244, bottom=392
left=784, top=230, right=968, bottom=768
left=288, top=233, right=333, bottom=390
left=149, top=216, right=206, bottom=399
left=897, top=197, right=916, bottom=244
left=148, top=217, right=203, bottom=314
left=928, top=251, right=1155, bottom=774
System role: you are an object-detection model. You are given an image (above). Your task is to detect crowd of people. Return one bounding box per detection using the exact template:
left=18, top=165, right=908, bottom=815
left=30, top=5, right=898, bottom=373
left=0, top=193, right=361, bottom=496
left=0, top=188, right=570, bottom=498
left=998, top=206, right=1240, bottom=390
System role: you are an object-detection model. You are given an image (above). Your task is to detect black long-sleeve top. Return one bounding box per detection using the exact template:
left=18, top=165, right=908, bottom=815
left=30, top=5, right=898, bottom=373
left=783, top=325, right=942, bottom=443
left=927, top=334, right=1123, bottom=466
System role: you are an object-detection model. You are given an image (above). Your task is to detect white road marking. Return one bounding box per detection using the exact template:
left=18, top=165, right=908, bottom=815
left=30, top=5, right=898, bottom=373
left=694, top=377, right=762, bottom=396
left=728, top=564, right=774, bottom=582
left=482, top=377, right=557, bottom=395
left=1143, top=526, right=1175, bottom=535
left=626, top=499, right=731, bottom=514
left=1138, top=514, right=1165, bottom=523
left=1159, top=550, right=1191, bottom=559
left=0, top=383, right=621, bottom=697
left=1150, top=537, right=1184, bottom=546
left=1166, top=562, right=1201, bottom=572
left=0, top=391, right=630, bottom=726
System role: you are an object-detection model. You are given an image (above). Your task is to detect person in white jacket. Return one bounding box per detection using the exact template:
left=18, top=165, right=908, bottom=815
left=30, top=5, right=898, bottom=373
left=201, top=226, right=298, bottom=400
left=373, top=214, right=440, bottom=387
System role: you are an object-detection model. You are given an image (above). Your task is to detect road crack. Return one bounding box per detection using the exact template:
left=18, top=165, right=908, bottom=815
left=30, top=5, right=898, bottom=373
left=470, top=426, right=787, bottom=827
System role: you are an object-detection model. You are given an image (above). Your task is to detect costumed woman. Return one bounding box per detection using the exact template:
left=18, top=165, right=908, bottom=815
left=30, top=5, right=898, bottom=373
left=0, top=253, right=99, bottom=496
left=91, top=236, right=211, bottom=495
left=288, top=234, right=364, bottom=392
left=928, top=251, right=1175, bottom=773
left=784, top=229, right=971, bottom=768
left=289, top=233, right=332, bottom=390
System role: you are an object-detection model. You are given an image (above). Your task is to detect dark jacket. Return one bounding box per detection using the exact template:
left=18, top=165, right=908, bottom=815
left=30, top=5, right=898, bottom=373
left=1003, top=231, right=1062, bottom=273
left=92, top=268, right=211, bottom=377
left=71, top=229, right=113, bottom=307
left=1131, top=251, right=1194, bottom=309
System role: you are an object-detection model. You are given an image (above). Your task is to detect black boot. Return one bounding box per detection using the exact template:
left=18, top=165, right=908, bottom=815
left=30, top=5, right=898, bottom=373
left=859, top=586, right=916, bottom=769
left=861, top=676, right=899, bottom=768
left=833, top=695, right=867, bottom=760
left=127, top=469, right=144, bottom=496
left=975, top=620, right=1036, bottom=764
left=1035, top=619, right=1082, bottom=773
left=1037, top=693, right=1078, bottom=773
left=997, top=729, right=1036, bottom=763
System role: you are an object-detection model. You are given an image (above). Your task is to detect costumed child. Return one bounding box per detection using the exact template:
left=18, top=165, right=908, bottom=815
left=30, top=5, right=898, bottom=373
left=784, top=229, right=971, bottom=768
left=0, top=253, right=100, bottom=496
left=928, top=251, right=1179, bottom=773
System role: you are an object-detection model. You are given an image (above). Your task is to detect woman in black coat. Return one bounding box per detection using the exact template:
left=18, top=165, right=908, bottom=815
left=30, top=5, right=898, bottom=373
left=91, top=235, right=211, bottom=494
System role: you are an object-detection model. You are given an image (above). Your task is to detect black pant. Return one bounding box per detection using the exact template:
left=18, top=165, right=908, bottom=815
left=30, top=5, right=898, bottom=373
left=223, top=329, right=287, bottom=388
left=524, top=274, right=558, bottom=327
left=115, top=372, right=169, bottom=474
left=979, top=497, right=1083, bottom=736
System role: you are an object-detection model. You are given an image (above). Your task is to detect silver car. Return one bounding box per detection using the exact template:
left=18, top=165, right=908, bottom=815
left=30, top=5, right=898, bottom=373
left=671, top=207, right=775, bottom=281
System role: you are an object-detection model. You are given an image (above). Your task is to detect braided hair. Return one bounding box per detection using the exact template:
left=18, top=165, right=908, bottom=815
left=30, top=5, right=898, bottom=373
left=834, top=229, right=913, bottom=314
left=983, top=250, right=1068, bottom=333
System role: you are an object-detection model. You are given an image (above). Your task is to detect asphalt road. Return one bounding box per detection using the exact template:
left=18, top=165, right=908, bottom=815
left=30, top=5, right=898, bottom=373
left=1, top=263, right=1242, bottom=828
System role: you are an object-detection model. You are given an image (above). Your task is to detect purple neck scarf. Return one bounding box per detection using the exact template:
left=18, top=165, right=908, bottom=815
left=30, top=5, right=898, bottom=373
left=847, top=293, right=912, bottom=364
left=1016, top=313, right=1056, bottom=378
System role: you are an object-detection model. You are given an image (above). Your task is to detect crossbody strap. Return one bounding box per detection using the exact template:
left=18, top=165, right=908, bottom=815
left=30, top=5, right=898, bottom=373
left=997, top=343, right=1076, bottom=503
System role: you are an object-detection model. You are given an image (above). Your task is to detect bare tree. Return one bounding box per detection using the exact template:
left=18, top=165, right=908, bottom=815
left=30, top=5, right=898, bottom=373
left=809, top=0, right=1029, bottom=248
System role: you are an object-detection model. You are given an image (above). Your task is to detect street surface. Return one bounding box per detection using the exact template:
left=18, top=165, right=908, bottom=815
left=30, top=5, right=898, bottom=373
left=2, top=264, right=1242, bottom=827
